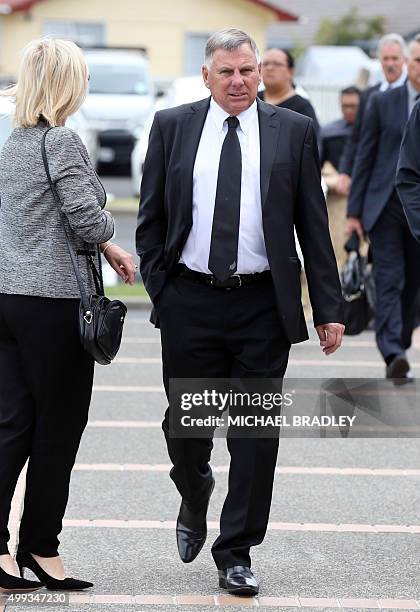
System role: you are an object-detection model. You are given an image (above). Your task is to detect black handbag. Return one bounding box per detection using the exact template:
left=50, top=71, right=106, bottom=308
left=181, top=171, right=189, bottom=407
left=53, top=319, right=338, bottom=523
left=340, top=232, right=375, bottom=336
left=41, top=128, right=127, bottom=365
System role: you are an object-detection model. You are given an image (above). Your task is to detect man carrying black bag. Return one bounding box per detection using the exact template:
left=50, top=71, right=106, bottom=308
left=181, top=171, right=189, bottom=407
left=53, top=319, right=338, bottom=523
left=346, top=35, right=420, bottom=383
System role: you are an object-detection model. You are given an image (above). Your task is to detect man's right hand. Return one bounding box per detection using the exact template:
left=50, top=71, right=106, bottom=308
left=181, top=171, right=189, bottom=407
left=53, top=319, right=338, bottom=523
left=336, top=173, right=351, bottom=196
left=346, top=216, right=364, bottom=240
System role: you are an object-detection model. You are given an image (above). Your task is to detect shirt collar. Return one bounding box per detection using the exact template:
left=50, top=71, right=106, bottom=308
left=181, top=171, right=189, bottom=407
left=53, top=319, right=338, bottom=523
left=379, top=68, right=407, bottom=92
left=407, top=79, right=420, bottom=101
left=209, top=97, right=257, bottom=135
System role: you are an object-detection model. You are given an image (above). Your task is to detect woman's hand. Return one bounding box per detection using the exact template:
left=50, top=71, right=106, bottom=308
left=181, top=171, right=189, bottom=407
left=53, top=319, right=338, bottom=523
left=101, top=242, right=137, bottom=285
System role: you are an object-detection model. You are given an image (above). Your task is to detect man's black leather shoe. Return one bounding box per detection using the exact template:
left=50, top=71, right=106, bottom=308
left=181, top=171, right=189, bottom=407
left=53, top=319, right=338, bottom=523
left=176, top=478, right=215, bottom=563
left=219, top=566, right=259, bottom=596
left=386, top=355, right=410, bottom=385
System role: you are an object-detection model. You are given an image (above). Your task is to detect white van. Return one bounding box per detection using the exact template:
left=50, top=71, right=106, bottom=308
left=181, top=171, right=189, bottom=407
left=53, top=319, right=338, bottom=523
left=131, top=75, right=209, bottom=196
left=0, top=98, right=98, bottom=164
left=82, top=47, right=154, bottom=170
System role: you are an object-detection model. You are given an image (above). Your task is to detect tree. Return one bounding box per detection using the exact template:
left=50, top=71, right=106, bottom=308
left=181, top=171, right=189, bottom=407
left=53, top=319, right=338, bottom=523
left=315, top=7, right=385, bottom=46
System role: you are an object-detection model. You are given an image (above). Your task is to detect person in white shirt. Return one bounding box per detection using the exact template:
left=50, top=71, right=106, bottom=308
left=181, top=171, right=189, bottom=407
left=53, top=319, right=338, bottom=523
left=136, top=28, right=344, bottom=596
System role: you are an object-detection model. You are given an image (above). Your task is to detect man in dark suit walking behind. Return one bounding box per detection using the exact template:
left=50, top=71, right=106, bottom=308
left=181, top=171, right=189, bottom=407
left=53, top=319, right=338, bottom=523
left=346, top=34, right=420, bottom=382
left=337, top=33, right=407, bottom=196
left=136, top=29, right=344, bottom=595
left=397, top=92, right=420, bottom=241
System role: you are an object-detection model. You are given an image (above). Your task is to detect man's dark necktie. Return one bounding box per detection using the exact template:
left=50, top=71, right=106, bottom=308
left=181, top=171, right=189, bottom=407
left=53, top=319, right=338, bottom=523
left=208, top=116, right=242, bottom=281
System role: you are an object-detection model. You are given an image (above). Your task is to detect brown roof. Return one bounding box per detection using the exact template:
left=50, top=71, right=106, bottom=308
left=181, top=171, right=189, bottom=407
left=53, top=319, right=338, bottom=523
left=0, top=0, right=43, bottom=12
left=248, top=0, right=298, bottom=21
left=0, top=0, right=298, bottom=20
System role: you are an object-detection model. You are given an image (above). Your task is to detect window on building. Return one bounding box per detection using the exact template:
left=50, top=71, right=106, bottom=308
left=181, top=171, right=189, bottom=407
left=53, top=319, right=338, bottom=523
left=43, top=21, right=105, bottom=46
left=184, top=33, right=210, bottom=76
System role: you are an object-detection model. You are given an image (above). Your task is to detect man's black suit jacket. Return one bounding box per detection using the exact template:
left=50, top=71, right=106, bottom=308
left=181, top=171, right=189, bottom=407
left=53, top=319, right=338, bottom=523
left=396, top=99, right=420, bottom=242
left=136, top=97, right=343, bottom=344
left=347, top=83, right=409, bottom=232
left=339, top=83, right=380, bottom=176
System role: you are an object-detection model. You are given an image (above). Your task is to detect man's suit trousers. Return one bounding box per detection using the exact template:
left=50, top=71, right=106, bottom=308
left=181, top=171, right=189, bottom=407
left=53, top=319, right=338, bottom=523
left=157, top=274, right=291, bottom=569
left=0, top=294, right=94, bottom=557
left=368, top=192, right=420, bottom=362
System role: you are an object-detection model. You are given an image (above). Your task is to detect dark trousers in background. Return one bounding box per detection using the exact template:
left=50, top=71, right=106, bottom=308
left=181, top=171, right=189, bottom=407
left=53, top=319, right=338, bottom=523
left=368, top=192, right=420, bottom=363
left=0, top=294, right=94, bottom=557
left=158, top=274, right=290, bottom=569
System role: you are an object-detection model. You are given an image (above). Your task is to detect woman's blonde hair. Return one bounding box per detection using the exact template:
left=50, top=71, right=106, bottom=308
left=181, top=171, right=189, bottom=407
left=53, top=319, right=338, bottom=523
left=0, top=38, right=89, bottom=127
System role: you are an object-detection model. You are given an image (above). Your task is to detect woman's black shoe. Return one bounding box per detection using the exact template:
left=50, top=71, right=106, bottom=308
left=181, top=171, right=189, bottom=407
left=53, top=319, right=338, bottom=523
left=16, top=552, right=93, bottom=591
left=0, top=565, right=43, bottom=593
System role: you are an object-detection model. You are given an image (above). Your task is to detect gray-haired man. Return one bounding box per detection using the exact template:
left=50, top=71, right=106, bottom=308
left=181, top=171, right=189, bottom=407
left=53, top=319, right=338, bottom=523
left=346, top=35, right=420, bottom=381
left=338, top=33, right=408, bottom=195
left=136, top=28, right=344, bottom=595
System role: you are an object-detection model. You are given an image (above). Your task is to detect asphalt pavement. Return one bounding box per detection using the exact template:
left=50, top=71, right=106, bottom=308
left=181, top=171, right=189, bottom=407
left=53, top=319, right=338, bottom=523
left=4, top=313, right=420, bottom=612
left=3, top=170, right=420, bottom=611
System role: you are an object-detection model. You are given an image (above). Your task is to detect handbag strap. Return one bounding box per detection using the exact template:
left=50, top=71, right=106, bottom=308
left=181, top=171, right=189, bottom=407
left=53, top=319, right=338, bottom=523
left=41, top=127, right=103, bottom=313
left=86, top=250, right=104, bottom=296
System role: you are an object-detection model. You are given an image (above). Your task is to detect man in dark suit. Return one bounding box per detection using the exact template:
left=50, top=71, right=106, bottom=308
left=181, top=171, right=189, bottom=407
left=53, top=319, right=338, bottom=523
left=397, top=97, right=420, bottom=240
left=320, top=86, right=360, bottom=171
left=337, top=33, right=407, bottom=196
left=136, top=28, right=344, bottom=595
left=346, top=34, right=420, bottom=382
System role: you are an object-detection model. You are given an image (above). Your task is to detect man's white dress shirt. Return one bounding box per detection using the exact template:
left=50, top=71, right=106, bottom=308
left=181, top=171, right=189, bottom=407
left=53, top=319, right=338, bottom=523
left=180, top=98, right=269, bottom=274
left=379, top=69, right=407, bottom=92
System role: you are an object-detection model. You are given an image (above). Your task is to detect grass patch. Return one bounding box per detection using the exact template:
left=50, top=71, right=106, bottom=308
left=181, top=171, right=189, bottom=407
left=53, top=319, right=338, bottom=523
left=107, top=197, right=138, bottom=212
left=104, top=282, right=149, bottom=298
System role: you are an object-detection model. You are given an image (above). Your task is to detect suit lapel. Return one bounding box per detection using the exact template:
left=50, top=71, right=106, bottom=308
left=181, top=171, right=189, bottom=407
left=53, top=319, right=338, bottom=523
left=401, top=83, right=409, bottom=123
left=257, top=98, right=280, bottom=208
left=394, top=82, right=409, bottom=127
left=180, top=97, right=211, bottom=220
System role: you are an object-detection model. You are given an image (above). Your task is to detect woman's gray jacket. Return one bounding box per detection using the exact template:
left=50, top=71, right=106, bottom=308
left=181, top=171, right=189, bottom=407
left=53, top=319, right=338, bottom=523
left=0, top=123, right=114, bottom=298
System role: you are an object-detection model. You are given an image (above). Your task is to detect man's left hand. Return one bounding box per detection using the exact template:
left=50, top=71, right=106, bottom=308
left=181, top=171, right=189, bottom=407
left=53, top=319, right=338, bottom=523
left=315, top=323, right=345, bottom=355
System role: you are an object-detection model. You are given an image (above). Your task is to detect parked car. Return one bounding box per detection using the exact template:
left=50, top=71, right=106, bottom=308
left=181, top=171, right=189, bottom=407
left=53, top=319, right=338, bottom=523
left=0, top=98, right=98, bottom=166
left=295, top=46, right=383, bottom=124
left=131, top=75, right=208, bottom=196
left=0, top=98, right=14, bottom=152
left=66, top=107, right=99, bottom=166
left=296, top=45, right=379, bottom=86
left=82, top=47, right=155, bottom=172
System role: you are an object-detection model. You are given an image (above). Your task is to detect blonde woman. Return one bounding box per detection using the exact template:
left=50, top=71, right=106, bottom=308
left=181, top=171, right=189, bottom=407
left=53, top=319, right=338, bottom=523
left=0, top=38, right=136, bottom=592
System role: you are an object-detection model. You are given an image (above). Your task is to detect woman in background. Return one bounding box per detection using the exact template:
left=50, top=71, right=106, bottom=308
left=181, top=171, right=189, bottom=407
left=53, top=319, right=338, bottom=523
left=0, top=38, right=136, bottom=592
left=259, top=47, right=320, bottom=137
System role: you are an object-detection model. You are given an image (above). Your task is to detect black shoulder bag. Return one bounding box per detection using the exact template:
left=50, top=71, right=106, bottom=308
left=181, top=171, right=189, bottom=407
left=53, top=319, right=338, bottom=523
left=41, top=127, right=127, bottom=365
left=340, top=231, right=375, bottom=336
